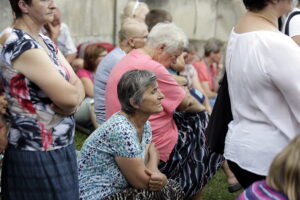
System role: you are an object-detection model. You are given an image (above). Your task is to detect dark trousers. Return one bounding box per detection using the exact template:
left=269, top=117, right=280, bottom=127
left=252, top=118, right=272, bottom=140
left=227, top=160, right=265, bottom=189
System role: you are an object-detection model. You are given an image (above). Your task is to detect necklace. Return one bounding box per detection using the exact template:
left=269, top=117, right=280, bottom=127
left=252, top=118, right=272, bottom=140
left=251, top=12, right=278, bottom=28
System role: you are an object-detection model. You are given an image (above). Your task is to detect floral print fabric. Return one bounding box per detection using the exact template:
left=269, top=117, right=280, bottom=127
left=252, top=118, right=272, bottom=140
left=78, top=112, right=152, bottom=200
left=0, top=28, right=74, bottom=151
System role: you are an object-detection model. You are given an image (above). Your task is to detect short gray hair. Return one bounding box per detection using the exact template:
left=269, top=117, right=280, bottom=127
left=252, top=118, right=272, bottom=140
left=204, top=38, right=224, bottom=57
left=146, top=22, right=188, bottom=53
left=117, top=70, right=157, bottom=114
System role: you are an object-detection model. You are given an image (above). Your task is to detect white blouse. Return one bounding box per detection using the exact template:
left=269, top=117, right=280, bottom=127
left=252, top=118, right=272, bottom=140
left=224, top=30, right=300, bottom=176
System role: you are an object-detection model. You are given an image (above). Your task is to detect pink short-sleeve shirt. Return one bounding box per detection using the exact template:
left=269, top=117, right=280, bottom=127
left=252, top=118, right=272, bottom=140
left=193, top=60, right=215, bottom=91
left=105, top=50, right=185, bottom=161
left=77, top=68, right=94, bottom=82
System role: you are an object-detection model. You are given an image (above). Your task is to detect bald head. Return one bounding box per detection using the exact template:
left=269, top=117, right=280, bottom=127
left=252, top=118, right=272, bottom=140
left=119, top=18, right=148, bottom=47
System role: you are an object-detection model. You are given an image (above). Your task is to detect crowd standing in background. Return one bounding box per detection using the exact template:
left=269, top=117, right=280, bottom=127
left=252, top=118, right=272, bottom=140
left=0, top=0, right=300, bottom=200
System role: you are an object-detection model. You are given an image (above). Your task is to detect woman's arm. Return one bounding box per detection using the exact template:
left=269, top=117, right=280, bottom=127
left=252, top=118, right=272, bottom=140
left=177, top=89, right=206, bottom=113
left=115, top=156, right=151, bottom=189
left=115, top=143, right=167, bottom=191
left=191, top=75, right=212, bottom=114
left=13, top=49, right=85, bottom=113
left=200, top=81, right=218, bottom=99
left=79, top=77, right=94, bottom=97
left=145, top=143, right=160, bottom=172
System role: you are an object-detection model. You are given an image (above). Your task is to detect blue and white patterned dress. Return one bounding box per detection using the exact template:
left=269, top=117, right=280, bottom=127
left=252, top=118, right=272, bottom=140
left=78, top=112, right=152, bottom=200
left=0, top=28, right=75, bottom=151
left=0, top=28, right=79, bottom=200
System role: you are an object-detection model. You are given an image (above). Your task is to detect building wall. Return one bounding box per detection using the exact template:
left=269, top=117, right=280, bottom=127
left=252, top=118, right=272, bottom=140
left=0, top=0, right=245, bottom=46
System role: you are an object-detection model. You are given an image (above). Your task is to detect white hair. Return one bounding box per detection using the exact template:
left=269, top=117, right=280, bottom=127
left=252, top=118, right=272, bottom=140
left=146, top=22, right=188, bottom=53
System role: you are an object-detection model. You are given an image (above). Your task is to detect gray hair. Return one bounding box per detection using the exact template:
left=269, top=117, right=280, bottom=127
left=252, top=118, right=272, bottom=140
left=204, top=38, right=224, bottom=57
left=146, top=22, right=188, bottom=53
left=117, top=70, right=157, bottom=114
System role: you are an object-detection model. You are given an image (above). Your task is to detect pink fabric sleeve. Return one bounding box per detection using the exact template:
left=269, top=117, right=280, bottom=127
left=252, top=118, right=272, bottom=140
left=76, top=68, right=93, bottom=82
left=193, top=61, right=210, bottom=82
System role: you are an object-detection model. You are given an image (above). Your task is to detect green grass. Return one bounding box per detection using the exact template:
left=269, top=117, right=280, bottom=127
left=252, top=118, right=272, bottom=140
left=203, top=170, right=242, bottom=200
left=75, top=130, right=243, bottom=200
left=75, top=130, right=89, bottom=150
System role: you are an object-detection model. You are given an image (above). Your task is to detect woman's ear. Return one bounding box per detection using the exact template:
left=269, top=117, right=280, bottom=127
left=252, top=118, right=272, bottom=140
left=18, top=0, right=30, bottom=15
left=129, top=98, right=140, bottom=109
left=157, top=43, right=166, bottom=53
left=127, top=38, right=135, bottom=48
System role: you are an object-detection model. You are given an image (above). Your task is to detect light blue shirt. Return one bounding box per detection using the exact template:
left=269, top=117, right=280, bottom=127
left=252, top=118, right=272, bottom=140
left=78, top=113, right=152, bottom=200
left=94, top=48, right=126, bottom=124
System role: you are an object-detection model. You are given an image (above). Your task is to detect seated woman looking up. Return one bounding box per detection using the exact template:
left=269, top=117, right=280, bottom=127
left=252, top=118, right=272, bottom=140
left=78, top=70, right=184, bottom=200
left=75, top=44, right=107, bottom=131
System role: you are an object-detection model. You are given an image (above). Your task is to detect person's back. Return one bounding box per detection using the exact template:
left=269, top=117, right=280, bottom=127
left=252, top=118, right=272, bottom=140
left=224, top=0, right=300, bottom=189
left=237, top=134, right=300, bottom=200
left=94, top=18, right=148, bottom=124
left=225, top=21, right=300, bottom=176
left=94, top=48, right=126, bottom=124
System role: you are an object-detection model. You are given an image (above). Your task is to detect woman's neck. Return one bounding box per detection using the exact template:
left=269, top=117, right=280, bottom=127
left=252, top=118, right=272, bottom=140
left=139, top=46, right=155, bottom=58
left=249, top=11, right=278, bottom=29
left=121, top=111, right=149, bottom=131
left=13, top=18, right=42, bottom=40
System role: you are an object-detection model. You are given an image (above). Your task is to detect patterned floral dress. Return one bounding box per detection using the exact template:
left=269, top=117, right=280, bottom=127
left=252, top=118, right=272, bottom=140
left=0, top=28, right=78, bottom=200
left=78, top=112, right=184, bottom=200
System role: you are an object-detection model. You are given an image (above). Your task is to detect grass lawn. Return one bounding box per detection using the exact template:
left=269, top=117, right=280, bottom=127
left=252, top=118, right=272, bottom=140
left=75, top=130, right=243, bottom=200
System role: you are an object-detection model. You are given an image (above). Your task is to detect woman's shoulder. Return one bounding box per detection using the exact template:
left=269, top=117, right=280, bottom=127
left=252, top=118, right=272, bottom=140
left=102, top=113, right=132, bottom=131
left=1, top=28, right=41, bottom=65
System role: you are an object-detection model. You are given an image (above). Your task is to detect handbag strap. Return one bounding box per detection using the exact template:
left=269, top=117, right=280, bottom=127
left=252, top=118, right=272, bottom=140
left=284, top=11, right=300, bottom=36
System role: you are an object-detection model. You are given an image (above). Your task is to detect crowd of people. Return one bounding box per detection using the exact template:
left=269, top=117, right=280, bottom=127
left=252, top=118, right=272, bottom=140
left=0, top=0, right=300, bottom=199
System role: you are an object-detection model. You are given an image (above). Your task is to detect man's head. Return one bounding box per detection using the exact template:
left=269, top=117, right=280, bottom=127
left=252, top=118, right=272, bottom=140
left=119, top=18, right=148, bottom=51
left=145, top=9, right=173, bottom=32
left=121, top=1, right=149, bottom=22
left=146, top=22, right=188, bottom=67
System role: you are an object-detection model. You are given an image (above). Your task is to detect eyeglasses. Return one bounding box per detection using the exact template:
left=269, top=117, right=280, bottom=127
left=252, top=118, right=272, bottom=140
left=132, top=35, right=148, bottom=40
left=131, top=1, right=141, bottom=16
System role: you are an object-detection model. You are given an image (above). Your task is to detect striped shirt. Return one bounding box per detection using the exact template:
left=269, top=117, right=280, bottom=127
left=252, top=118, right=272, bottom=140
left=237, top=180, right=288, bottom=200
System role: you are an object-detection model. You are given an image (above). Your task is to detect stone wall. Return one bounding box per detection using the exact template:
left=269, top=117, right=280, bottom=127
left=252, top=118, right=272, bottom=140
left=0, top=0, right=246, bottom=46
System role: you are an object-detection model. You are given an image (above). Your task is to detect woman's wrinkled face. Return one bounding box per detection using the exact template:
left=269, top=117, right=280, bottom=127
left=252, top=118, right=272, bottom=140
left=155, top=46, right=183, bottom=67
left=139, top=81, right=164, bottom=114
left=26, top=0, right=56, bottom=24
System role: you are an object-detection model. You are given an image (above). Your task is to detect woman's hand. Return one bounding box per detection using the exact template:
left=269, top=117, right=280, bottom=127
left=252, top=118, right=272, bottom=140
left=0, top=119, right=8, bottom=153
left=0, top=95, right=7, bottom=115
left=145, top=169, right=168, bottom=191
left=51, top=103, right=77, bottom=116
